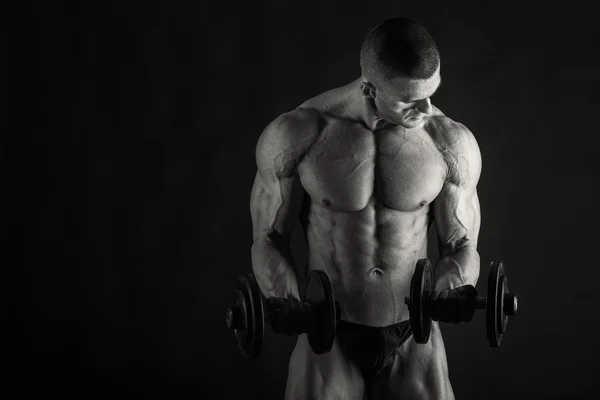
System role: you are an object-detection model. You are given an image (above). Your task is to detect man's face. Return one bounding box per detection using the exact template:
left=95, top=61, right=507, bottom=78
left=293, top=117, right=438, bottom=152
left=371, top=67, right=442, bottom=129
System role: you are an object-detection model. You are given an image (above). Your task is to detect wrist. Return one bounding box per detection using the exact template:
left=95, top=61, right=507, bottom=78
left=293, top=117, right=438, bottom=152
left=433, top=274, right=464, bottom=292
left=433, top=257, right=479, bottom=291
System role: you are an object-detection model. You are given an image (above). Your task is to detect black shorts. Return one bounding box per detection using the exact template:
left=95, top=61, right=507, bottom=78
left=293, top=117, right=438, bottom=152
left=336, top=319, right=413, bottom=381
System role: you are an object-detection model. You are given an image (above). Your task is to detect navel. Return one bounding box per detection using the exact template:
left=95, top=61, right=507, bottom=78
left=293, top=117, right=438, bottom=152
left=370, top=267, right=384, bottom=278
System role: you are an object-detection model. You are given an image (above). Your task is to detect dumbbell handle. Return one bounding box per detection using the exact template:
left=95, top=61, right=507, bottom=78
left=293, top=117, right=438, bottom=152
left=474, top=296, right=487, bottom=309
left=425, top=293, right=517, bottom=323
left=267, top=301, right=316, bottom=336
left=266, top=300, right=342, bottom=337
left=226, top=300, right=316, bottom=335
left=477, top=294, right=518, bottom=315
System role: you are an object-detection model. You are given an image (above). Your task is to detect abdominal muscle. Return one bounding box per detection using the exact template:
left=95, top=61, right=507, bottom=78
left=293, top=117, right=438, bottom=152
left=302, top=199, right=430, bottom=327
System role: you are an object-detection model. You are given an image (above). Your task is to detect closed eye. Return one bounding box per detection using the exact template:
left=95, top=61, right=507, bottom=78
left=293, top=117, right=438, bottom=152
left=401, top=79, right=443, bottom=103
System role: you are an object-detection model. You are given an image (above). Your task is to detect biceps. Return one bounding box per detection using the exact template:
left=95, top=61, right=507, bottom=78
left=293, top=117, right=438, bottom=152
left=433, top=184, right=481, bottom=251
left=250, top=170, right=305, bottom=241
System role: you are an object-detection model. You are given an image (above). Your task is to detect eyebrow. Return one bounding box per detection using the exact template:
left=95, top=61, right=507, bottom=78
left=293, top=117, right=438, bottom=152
left=403, top=78, right=443, bottom=103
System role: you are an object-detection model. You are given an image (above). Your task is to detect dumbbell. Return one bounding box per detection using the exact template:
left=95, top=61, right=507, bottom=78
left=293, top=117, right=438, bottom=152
left=225, top=270, right=340, bottom=360
left=404, top=259, right=518, bottom=347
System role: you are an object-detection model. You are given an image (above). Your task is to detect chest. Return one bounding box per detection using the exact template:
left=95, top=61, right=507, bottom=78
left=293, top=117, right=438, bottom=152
left=298, top=121, right=447, bottom=212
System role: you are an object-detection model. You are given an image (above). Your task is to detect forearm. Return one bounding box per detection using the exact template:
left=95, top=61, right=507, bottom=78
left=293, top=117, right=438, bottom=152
left=433, top=241, right=480, bottom=291
left=251, top=232, right=300, bottom=300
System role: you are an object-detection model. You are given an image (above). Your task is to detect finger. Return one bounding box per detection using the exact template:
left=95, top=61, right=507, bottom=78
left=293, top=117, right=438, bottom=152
left=457, top=284, right=477, bottom=296
left=267, top=297, right=285, bottom=309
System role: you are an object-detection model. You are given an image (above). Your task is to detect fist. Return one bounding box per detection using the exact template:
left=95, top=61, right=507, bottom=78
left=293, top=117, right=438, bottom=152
left=430, top=285, right=478, bottom=324
left=266, top=297, right=310, bottom=335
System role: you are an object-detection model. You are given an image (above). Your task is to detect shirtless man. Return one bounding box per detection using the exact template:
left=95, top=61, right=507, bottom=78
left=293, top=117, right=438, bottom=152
left=250, top=17, right=482, bottom=400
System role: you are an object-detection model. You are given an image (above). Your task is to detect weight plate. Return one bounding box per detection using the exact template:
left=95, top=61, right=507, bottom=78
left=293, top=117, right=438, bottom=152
left=487, top=261, right=505, bottom=347
left=233, top=274, right=264, bottom=359
left=498, top=275, right=509, bottom=334
left=230, top=288, right=247, bottom=342
left=304, top=270, right=336, bottom=354
left=409, top=259, right=433, bottom=344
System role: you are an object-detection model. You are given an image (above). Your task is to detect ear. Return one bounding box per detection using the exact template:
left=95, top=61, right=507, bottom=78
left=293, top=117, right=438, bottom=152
left=360, top=81, right=377, bottom=99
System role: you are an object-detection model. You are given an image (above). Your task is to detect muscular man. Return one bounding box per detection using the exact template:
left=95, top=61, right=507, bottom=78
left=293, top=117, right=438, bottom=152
left=250, top=17, right=481, bottom=400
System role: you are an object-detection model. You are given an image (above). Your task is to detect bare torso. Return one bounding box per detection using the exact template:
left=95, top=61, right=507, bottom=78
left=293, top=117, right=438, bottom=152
left=250, top=77, right=481, bottom=399
left=296, top=82, right=449, bottom=326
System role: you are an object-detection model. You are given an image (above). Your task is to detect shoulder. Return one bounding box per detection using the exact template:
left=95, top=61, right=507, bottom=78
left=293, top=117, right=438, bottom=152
left=256, top=107, right=323, bottom=173
left=257, top=107, right=323, bottom=154
left=425, top=109, right=482, bottom=187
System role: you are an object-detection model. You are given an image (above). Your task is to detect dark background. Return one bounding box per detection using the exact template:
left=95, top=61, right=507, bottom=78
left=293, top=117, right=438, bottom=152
left=8, top=0, right=600, bottom=399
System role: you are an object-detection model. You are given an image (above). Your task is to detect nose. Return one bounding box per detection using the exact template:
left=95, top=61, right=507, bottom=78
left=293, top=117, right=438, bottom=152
left=415, top=98, right=432, bottom=115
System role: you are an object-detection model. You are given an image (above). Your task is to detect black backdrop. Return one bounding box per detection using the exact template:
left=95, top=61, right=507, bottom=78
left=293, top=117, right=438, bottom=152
left=8, top=1, right=600, bottom=399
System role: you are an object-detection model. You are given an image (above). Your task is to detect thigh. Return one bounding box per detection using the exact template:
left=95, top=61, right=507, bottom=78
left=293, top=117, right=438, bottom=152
left=371, top=322, right=454, bottom=400
left=285, top=333, right=365, bottom=400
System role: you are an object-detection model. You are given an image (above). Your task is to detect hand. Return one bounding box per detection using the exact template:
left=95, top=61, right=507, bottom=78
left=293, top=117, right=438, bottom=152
left=430, top=285, right=478, bottom=323
left=266, top=297, right=310, bottom=335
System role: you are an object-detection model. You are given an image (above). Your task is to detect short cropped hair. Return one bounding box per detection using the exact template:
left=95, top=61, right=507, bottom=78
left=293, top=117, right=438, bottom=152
left=360, top=17, right=440, bottom=83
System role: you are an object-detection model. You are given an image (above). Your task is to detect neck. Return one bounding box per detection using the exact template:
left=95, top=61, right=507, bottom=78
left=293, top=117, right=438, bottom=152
left=349, top=78, right=397, bottom=132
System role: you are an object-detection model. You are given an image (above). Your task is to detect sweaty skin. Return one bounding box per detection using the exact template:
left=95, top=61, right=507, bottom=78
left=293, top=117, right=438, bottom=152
left=250, top=72, right=482, bottom=399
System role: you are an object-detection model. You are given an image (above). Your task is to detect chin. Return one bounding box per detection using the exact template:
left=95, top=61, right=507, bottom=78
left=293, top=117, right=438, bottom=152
left=394, top=119, right=422, bottom=129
